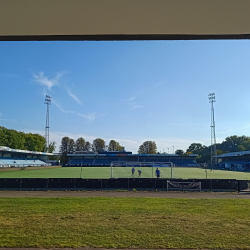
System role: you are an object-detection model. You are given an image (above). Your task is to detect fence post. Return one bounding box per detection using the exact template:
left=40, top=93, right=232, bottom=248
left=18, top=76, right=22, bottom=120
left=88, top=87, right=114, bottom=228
left=210, top=180, right=212, bottom=192
left=238, top=180, right=241, bottom=193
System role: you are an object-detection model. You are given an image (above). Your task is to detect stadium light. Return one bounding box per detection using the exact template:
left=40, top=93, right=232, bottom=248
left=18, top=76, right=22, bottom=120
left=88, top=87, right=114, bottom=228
left=44, top=95, right=52, bottom=152
left=208, top=92, right=217, bottom=169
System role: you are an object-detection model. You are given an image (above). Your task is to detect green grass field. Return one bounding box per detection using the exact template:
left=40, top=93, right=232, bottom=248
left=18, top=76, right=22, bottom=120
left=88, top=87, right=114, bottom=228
left=0, top=197, right=250, bottom=249
left=1, top=166, right=250, bottom=179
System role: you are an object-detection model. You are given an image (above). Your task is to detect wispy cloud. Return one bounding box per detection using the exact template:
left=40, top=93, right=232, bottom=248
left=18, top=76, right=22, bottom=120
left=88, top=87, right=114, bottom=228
left=127, top=97, right=144, bottom=109
left=68, top=91, right=82, bottom=105
left=132, top=105, right=144, bottom=109
left=33, top=72, right=63, bottom=90
left=52, top=99, right=97, bottom=122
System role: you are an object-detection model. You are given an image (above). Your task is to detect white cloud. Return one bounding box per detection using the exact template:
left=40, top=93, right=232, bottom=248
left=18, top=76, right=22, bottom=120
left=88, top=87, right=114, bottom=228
left=52, top=99, right=97, bottom=122
left=127, top=97, right=144, bottom=110
left=33, top=72, right=63, bottom=90
left=68, top=91, right=82, bottom=105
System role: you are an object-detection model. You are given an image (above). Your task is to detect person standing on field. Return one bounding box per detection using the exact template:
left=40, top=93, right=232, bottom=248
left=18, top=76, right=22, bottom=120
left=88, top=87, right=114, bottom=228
left=132, top=167, right=135, bottom=177
left=156, top=168, right=161, bottom=178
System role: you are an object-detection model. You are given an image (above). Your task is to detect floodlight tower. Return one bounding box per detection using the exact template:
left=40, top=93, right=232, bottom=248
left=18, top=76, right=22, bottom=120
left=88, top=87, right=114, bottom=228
left=44, top=95, right=52, bottom=152
left=208, top=93, right=217, bottom=169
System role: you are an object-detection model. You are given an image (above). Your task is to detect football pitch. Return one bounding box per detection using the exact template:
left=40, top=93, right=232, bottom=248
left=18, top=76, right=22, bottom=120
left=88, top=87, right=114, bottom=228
left=1, top=166, right=250, bottom=180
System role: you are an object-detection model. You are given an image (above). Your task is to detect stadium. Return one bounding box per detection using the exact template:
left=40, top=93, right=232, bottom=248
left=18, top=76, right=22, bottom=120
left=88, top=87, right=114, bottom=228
left=0, top=144, right=250, bottom=191
left=1, top=1, right=250, bottom=250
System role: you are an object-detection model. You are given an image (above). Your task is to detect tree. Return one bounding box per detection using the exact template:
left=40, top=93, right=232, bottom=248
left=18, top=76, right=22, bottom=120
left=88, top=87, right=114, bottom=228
left=75, top=137, right=86, bottom=152
left=48, top=141, right=56, bottom=153
left=108, top=140, right=123, bottom=151
left=84, top=141, right=92, bottom=151
left=186, top=143, right=207, bottom=154
left=175, top=149, right=184, bottom=155
left=219, top=135, right=250, bottom=152
left=68, top=139, right=75, bottom=154
left=59, top=137, right=70, bottom=155
left=59, top=137, right=70, bottom=163
left=138, top=141, right=157, bottom=154
left=92, top=138, right=106, bottom=153
left=24, top=133, right=45, bottom=152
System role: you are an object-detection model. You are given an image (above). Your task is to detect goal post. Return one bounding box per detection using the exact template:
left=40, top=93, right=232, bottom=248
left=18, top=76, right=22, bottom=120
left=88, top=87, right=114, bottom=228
left=110, top=161, right=175, bottom=178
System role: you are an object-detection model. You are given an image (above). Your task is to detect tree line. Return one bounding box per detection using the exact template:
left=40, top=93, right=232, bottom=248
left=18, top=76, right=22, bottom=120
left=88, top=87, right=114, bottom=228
left=0, top=126, right=56, bottom=153
left=59, top=137, right=124, bottom=162
left=59, top=137, right=123, bottom=154
left=1, top=126, right=250, bottom=164
left=139, top=136, right=250, bottom=164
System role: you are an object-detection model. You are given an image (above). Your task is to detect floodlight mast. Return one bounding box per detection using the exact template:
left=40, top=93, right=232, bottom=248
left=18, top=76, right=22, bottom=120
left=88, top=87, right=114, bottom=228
left=44, top=95, right=52, bottom=152
left=208, top=93, right=217, bottom=169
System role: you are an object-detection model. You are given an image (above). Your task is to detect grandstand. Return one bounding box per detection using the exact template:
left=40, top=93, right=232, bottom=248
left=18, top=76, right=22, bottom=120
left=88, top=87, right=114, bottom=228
left=66, top=151, right=199, bottom=167
left=216, top=151, right=250, bottom=171
left=0, top=146, right=53, bottom=167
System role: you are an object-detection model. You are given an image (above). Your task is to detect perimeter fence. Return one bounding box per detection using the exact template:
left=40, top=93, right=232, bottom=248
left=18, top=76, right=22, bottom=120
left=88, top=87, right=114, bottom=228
left=0, top=178, right=248, bottom=192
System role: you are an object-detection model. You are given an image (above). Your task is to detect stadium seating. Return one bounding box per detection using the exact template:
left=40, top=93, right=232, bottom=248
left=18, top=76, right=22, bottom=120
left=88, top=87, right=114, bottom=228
left=0, top=157, right=49, bottom=167
left=218, top=160, right=249, bottom=171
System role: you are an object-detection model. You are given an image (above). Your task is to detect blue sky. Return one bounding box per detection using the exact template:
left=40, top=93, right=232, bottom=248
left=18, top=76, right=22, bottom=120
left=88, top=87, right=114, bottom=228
left=1, top=40, right=250, bottom=153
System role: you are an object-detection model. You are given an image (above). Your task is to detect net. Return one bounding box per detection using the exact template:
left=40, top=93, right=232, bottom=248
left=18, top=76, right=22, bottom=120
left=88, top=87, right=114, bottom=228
left=167, top=181, right=201, bottom=191
left=110, top=161, right=175, bottom=178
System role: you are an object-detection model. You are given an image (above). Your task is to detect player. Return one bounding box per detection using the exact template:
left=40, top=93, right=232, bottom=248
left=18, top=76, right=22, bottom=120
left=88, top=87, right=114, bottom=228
left=131, top=167, right=135, bottom=177
left=138, top=169, right=142, bottom=177
left=156, top=168, right=161, bottom=178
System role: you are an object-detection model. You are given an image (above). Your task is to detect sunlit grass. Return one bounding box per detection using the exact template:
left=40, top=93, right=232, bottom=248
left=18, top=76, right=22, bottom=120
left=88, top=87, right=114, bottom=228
left=1, top=167, right=250, bottom=180
left=0, top=197, right=250, bottom=249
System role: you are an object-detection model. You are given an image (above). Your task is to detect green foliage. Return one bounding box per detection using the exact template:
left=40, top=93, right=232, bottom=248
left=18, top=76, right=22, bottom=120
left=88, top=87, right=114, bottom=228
left=138, top=141, right=157, bottom=154
left=175, top=149, right=184, bottom=155
left=108, top=140, right=123, bottom=151
left=0, top=197, right=250, bottom=249
left=92, top=138, right=106, bottom=153
left=186, top=135, right=250, bottom=163
left=75, top=137, right=91, bottom=152
left=0, top=126, right=45, bottom=152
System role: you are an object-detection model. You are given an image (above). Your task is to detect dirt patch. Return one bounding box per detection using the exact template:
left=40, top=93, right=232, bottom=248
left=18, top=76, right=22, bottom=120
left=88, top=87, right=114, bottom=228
left=0, top=190, right=249, bottom=199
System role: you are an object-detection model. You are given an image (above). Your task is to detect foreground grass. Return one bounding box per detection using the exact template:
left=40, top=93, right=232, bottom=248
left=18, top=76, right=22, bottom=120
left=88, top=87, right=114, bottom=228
left=1, top=167, right=250, bottom=180
left=0, top=197, right=250, bottom=249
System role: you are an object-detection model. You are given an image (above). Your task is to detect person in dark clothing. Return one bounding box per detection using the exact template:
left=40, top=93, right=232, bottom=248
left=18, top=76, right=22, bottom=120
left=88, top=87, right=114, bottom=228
left=156, top=168, right=161, bottom=178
